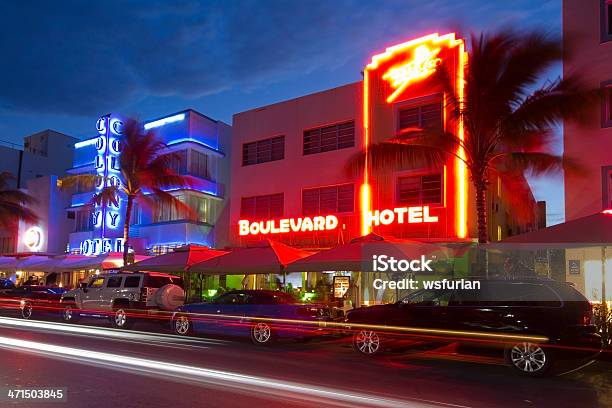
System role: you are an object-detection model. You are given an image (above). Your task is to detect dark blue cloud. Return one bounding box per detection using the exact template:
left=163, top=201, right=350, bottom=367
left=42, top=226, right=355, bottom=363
left=0, top=0, right=559, bottom=116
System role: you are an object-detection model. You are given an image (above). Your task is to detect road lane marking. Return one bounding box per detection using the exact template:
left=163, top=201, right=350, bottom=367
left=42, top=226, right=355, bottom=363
left=0, top=335, right=471, bottom=408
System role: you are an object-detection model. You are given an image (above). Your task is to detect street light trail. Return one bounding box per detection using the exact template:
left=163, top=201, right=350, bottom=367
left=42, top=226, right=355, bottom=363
left=0, top=316, right=225, bottom=349
left=0, top=334, right=471, bottom=408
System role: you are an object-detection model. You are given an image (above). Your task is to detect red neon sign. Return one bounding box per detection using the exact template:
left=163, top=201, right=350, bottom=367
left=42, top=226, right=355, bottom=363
left=362, top=33, right=467, bottom=239
left=382, top=45, right=442, bottom=103
left=365, top=205, right=439, bottom=228
left=239, top=215, right=339, bottom=236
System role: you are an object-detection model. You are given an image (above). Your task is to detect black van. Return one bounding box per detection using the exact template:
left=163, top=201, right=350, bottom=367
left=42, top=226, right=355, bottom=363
left=345, top=278, right=602, bottom=376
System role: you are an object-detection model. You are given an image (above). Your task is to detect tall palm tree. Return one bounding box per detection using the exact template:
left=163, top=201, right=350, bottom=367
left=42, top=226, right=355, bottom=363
left=64, top=119, right=197, bottom=265
left=352, top=31, right=596, bottom=243
left=0, top=172, right=38, bottom=229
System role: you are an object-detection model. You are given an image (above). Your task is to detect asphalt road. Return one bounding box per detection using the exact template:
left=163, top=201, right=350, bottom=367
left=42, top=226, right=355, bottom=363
left=0, top=314, right=610, bottom=408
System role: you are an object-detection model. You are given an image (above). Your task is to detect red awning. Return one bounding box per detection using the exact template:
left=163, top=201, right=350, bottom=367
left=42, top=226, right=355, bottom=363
left=189, top=239, right=312, bottom=275
left=123, top=245, right=227, bottom=272
left=285, top=233, right=458, bottom=272
left=495, top=210, right=612, bottom=247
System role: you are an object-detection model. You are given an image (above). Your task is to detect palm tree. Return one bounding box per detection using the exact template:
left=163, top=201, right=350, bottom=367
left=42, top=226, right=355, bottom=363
left=352, top=31, right=596, bottom=243
left=64, top=119, right=197, bottom=265
left=0, top=172, right=38, bottom=229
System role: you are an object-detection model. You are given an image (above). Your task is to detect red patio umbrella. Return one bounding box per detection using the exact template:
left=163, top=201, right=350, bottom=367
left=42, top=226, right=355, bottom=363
left=188, top=239, right=311, bottom=275
left=285, top=233, right=458, bottom=272
left=122, top=244, right=227, bottom=272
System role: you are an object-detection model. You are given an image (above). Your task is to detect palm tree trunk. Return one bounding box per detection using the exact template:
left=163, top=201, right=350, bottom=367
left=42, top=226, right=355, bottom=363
left=123, top=195, right=134, bottom=266
left=474, top=179, right=489, bottom=277
left=475, top=180, right=488, bottom=244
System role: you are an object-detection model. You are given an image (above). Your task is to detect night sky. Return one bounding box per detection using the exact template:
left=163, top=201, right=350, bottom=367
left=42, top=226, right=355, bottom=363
left=0, top=0, right=563, bottom=223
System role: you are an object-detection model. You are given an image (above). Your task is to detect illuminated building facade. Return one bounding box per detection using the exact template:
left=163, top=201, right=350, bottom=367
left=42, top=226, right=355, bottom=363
left=563, top=0, right=612, bottom=219
left=230, top=33, right=539, bottom=250
left=67, top=109, right=232, bottom=256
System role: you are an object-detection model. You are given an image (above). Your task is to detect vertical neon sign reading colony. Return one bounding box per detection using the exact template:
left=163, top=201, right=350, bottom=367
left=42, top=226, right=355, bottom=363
left=80, top=115, right=124, bottom=255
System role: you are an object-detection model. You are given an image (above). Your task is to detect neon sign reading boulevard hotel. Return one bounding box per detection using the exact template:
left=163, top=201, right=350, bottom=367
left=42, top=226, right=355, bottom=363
left=239, top=205, right=438, bottom=236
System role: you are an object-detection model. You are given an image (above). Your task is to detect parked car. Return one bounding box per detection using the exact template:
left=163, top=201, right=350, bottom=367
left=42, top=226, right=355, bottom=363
left=345, top=278, right=602, bottom=376
left=59, top=272, right=185, bottom=329
left=0, top=285, right=67, bottom=319
left=172, top=290, right=333, bottom=345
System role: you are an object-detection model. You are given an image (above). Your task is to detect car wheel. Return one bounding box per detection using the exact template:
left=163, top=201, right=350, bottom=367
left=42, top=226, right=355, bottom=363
left=173, top=314, right=192, bottom=336
left=21, top=302, right=33, bottom=319
left=60, top=304, right=80, bottom=323
left=111, top=308, right=131, bottom=329
left=506, top=342, right=552, bottom=376
left=353, top=329, right=382, bottom=356
left=250, top=321, right=274, bottom=345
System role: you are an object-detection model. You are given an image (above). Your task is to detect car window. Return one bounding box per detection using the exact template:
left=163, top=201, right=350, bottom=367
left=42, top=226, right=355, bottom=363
left=89, top=277, right=105, bottom=288
left=106, top=275, right=123, bottom=288
left=123, top=276, right=141, bottom=288
left=401, top=289, right=453, bottom=306
left=451, top=282, right=561, bottom=307
left=217, top=293, right=247, bottom=305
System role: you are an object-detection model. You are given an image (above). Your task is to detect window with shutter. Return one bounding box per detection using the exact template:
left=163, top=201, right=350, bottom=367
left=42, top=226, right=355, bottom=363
left=242, top=136, right=285, bottom=166
left=398, top=101, right=442, bottom=131
left=397, top=174, right=442, bottom=205
left=303, top=121, right=355, bottom=155
left=240, top=193, right=284, bottom=219
left=302, top=184, right=354, bottom=214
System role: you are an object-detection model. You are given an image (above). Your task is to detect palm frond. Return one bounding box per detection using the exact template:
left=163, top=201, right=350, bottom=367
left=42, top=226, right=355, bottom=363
left=0, top=202, right=39, bottom=228
left=493, top=152, right=566, bottom=177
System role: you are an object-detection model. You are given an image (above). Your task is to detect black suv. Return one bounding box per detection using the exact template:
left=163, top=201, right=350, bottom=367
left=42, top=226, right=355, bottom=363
left=345, top=278, right=602, bottom=376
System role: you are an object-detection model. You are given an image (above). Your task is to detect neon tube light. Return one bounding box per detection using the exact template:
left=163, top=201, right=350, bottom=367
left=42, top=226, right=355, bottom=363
left=144, top=113, right=186, bottom=130
left=456, top=41, right=467, bottom=238
left=239, top=215, right=339, bottom=236
left=360, top=67, right=372, bottom=236
left=74, top=138, right=98, bottom=148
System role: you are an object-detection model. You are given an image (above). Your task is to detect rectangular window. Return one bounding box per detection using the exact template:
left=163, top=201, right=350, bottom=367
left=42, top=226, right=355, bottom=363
left=123, top=276, right=141, bottom=288
left=166, top=150, right=188, bottom=175
left=153, top=194, right=186, bottom=223
left=242, top=136, right=285, bottom=166
left=187, top=195, right=214, bottom=224
left=604, top=84, right=612, bottom=127
left=240, top=193, right=284, bottom=219
left=398, top=101, right=442, bottom=132
left=603, top=166, right=612, bottom=209
left=106, top=275, right=123, bottom=288
left=303, top=121, right=355, bottom=155
left=190, top=150, right=210, bottom=179
left=75, top=210, right=93, bottom=232
left=130, top=202, right=141, bottom=225
left=602, top=1, right=612, bottom=42
left=302, top=184, right=355, bottom=215
left=397, top=174, right=442, bottom=205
